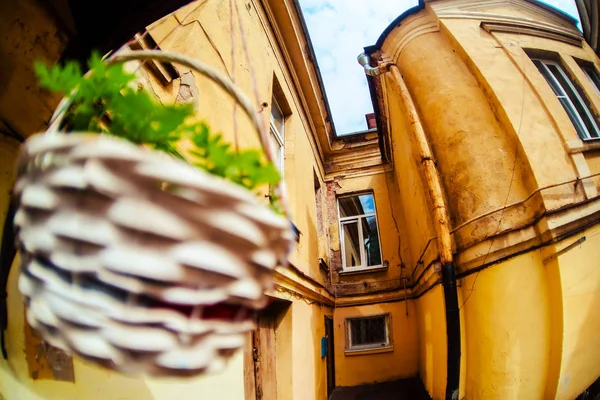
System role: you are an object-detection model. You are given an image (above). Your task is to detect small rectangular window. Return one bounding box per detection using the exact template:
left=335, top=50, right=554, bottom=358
left=531, top=58, right=600, bottom=140
left=346, top=314, right=391, bottom=351
left=269, top=96, right=285, bottom=175
left=338, top=192, right=382, bottom=270
left=314, top=170, right=323, bottom=236
left=582, top=65, right=600, bottom=96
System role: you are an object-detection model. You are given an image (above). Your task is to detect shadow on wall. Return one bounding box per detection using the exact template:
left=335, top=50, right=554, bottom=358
left=415, top=285, right=447, bottom=400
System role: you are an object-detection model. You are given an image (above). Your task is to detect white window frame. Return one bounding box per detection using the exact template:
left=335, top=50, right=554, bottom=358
left=269, top=97, right=285, bottom=176
left=345, top=314, right=392, bottom=352
left=337, top=192, right=383, bottom=271
left=582, top=65, right=600, bottom=96
left=532, top=58, right=600, bottom=141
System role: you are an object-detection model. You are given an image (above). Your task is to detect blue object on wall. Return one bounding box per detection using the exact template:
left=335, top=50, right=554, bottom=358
left=321, top=337, right=328, bottom=358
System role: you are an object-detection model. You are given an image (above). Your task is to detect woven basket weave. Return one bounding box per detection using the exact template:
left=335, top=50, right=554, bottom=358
left=14, top=50, right=292, bottom=376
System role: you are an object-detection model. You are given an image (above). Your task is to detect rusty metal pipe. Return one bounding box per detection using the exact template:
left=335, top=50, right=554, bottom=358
left=388, top=63, right=460, bottom=400
left=388, top=65, right=453, bottom=264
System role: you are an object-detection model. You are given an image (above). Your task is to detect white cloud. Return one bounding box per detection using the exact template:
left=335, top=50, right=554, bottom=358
left=300, top=0, right=417, bottom=134
left=299, top=0, right=581, bottom=135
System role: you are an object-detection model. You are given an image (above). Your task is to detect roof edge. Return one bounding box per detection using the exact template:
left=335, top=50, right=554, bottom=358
left=364, top=0, right=580, bottom=54
left=364, top=1, right=425, bottom=54
left=290, top=0, right=338, bottom=138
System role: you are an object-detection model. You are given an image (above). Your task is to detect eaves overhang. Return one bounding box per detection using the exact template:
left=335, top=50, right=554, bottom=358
left=364, top=0, right=581, bottom=55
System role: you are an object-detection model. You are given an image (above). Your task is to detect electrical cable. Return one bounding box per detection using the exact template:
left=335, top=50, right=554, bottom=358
left=459, top=31, right=527, bottom=311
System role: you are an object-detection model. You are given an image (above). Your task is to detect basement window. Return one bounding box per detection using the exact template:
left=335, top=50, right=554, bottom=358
left=338, top=192, right=382, bottom=271
left=531, top=58, right=600, bottom=141
left=345, top=314, right=392, bottom=353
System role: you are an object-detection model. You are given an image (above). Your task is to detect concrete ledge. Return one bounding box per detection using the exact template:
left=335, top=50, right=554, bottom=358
left=344, top=345, right=394, bottom=356
left=338, top=265, right=388, bottom=276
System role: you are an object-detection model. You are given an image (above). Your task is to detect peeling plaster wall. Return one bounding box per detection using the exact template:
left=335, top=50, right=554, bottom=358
left=0, top=0, right=67, bottom=138
left=377, top=1, right=600, bottom=399
left=0, top=0, right=333, bottom=399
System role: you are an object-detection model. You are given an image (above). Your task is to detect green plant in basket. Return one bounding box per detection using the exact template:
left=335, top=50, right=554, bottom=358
left=34, top=52, right=281, bottom=207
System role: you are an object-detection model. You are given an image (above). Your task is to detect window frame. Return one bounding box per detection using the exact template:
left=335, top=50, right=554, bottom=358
left=337, top=191, right=383, bottom=272
left=582, top=65, right=600, bottom=96
left=269, top=96, right=285, bottom=176
left=345, top=313, right=392, bottom=353
left=531, top=58, right=600, bottom=141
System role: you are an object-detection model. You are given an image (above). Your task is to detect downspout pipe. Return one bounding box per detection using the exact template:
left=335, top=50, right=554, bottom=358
left=358, top=53, right=461, bottom=400
left=357, top=52, right=385, bottom=77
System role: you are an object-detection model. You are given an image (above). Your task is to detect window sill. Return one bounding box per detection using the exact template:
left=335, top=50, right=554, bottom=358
left=345, top=345, right=394, bottom=356
left=338, top=265, right=388, bottom=276
left=567, top=137, right=600, bottom=153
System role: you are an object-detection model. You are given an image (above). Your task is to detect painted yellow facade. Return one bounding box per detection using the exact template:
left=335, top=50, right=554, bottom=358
left=333, top=302, right=418, bottom=387
left=0, top=1, right=334, bottom=399
left=1, top=0, right=600, bottom=399
left=363, top=0, right=600, bottom=398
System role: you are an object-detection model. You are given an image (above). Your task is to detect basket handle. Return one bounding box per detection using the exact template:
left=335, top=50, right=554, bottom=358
left=47, top=50, right=273, bottom=166
left=47, top=49, right=292, bottom=226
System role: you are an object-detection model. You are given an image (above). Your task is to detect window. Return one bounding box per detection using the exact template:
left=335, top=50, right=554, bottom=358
left=270, top=96, right=285, bottom=174
left=346, top=314, right=391, bottom=351
left=338, top=193, right=382, bottom=270
left=582, top=65, right=600, bottom=96
left=129, top=32, right=179, bottom=85
left=531, top=58, right=600, bottom=140
left=314, top=169, right=323, bottom=236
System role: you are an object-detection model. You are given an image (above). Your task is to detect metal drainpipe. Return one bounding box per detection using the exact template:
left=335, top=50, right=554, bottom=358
left=358, top=53, right=461, bottom=400
left=357, top=52, right=385, bottom=77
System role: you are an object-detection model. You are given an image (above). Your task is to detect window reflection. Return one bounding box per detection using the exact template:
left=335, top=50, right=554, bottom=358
left=338, top=193, right=382, bottom=269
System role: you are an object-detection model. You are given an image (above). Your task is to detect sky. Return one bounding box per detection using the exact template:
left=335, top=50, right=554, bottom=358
left=299, top=0, right=581, bottom=135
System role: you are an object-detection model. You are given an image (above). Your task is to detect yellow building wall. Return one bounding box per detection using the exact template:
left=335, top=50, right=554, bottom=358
left=393, top=26, right=538, bottom=250
left=333, top=302, right=418, bottom=387
left=550, top=223, right=600, bottom=400
left=382, top=71, right=436, bottom=271
left=439, top=15, right=600, bottom=208
left=0, top=1, right=333, bottom=399
left=287, top=300, right=333, bottom=400
left=414, top=286, right=447, bottom=400
left=454, top=224, right=600, bottom=400
left=459, top=250, right=551, bottom=399
left=148, top=1, right=328, bottom=287
left=377, top=3, right=600, bottom=399
left=0, top=0, right=66, bottom=137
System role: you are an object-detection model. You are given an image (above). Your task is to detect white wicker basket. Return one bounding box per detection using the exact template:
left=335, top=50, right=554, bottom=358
left=14, top=50, right=292, bottom=376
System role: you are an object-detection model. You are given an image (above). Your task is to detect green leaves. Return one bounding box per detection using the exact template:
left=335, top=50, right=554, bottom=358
left=34, top=59, right=82, bottom=94
left=186, top=122, right=280, bottom=190
left=34, top=53, right=281, bottom=205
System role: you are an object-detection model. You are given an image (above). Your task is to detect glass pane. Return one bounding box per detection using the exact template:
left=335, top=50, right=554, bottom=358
left=534, top=61, right=563, bottom=96
left=339, top=194, right=375, bottom=217
left=342, top=221, right=360, bottom=268
left=270, top=129, right=283, bottom=172
left=350, top=317, right=386, bottom=346
left=557, top=97, right=589, bottom=137
left=584, top=67, right=600, bottom=95
left=270, top=97, right=285, bottom=137
left=362, top=216, right=381, bottom=266
left=547, top=63, right=599, bottom=139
